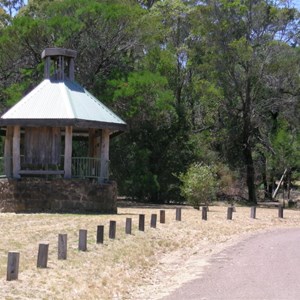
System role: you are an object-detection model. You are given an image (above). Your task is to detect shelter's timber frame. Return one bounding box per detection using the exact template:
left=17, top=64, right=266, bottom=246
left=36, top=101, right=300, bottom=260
left=0, top=48, right=126, bottom=182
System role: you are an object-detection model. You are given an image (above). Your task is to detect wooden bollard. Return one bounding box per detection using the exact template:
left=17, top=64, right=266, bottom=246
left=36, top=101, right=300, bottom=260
left=109, top=221, right=116, bottom=239
left=175, top=208, right=182, bottom=221
left=37, top=243, right=49, bottom=268
left=202, top=206, right=208, bottom=220
left=160, top=210, right=165, bottom=224
left=139, top=214, right=145, bottom=231
left=78, top=229, right=87, bottom=251
left=97, top=225, right=104, bottom=244
left=58, top=234, right=67, bottom=260
left=150, top=214, right=157, bottom=228
left=278, top=205, right=284, bottom=218
left=125, top=218, right=132, bottom=235
left=227, top=207, right=233, bottom=220
left=250, top=206, right=256, bottom=219
left=7, top=251, right=20, bottom=281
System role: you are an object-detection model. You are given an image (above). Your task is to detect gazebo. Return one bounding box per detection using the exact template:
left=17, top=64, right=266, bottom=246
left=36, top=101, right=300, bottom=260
left=0, top=48, right=127, bottom=213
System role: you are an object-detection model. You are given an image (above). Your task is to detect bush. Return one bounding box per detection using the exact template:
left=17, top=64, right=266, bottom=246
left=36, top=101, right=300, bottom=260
left=178, top=163, right=218, bottom=208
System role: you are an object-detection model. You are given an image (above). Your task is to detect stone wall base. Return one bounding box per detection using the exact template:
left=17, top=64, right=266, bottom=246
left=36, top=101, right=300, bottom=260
left=0, top=178, right=117, bottom=213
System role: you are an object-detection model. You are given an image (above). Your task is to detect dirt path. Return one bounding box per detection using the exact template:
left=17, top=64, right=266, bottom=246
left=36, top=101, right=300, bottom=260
left=163, top=228, right=300, bottom=300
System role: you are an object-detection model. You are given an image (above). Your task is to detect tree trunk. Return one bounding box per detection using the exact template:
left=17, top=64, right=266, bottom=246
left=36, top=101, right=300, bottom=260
left=243, top=144, right=257, bottom=204
left=242, top=77, right=257, bottom=204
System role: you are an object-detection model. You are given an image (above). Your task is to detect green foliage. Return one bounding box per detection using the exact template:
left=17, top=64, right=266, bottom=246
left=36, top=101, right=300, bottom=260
left=178, top=163, right=218, bottom=207
left=0, top=0, right=299, bottom=204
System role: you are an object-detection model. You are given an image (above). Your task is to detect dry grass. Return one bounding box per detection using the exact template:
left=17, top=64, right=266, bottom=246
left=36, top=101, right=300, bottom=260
left=1, top=203, right=300, bottom=299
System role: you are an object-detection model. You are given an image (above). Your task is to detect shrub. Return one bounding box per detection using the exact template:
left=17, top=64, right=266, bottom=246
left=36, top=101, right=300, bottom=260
left=178, top=163, right=218, bottom=208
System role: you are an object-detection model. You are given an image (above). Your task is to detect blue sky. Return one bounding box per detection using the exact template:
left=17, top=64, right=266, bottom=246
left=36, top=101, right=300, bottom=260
left=293, top=0, right=300, bottom=9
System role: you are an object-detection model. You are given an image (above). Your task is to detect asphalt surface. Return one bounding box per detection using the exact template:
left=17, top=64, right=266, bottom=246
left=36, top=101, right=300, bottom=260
left=163, top=228, right=300, bottom=300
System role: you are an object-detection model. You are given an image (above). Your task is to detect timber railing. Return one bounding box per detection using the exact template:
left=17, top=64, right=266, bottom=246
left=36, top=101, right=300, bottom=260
left=0, top=156, right=107, bottom=181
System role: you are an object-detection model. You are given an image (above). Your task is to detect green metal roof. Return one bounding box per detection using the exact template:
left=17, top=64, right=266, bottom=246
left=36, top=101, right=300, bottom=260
left=0, top=79, right=127, bottom=132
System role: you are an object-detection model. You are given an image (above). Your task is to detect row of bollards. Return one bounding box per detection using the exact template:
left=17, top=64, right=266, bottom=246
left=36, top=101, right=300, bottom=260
left=6, top=209, right=171, bottom=281
left=5, top=205, right=286, bottom=281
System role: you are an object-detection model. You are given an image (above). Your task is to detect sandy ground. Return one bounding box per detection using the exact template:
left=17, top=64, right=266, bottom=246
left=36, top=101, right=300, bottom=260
left=1, top=203, right=300, bottom=299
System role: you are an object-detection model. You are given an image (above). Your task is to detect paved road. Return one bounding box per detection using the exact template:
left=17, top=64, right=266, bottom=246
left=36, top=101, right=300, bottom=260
left=163, top=228, right=300, bottom=300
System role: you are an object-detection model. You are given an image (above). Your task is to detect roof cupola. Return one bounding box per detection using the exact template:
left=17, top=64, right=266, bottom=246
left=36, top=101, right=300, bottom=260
left=41, top=48, right=77, bottom=81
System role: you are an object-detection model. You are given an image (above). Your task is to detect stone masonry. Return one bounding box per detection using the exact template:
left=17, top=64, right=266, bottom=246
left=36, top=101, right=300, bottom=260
left=0, top=178, right=117, bottom=213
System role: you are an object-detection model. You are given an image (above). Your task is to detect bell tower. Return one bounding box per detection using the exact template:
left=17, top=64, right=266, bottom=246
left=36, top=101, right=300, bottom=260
left=41, top=48, right=77, bottom=81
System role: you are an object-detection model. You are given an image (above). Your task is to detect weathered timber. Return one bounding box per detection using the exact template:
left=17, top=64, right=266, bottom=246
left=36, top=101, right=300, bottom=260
left=24, top=127, right=61, bottom=165
left=64, top=126, right=73, bottom=179
left=139, top=214, right=145, bottom=232
left=97, top=225, right=104, bottom=244
left=160, top=210, right=166, bottom=224
left=278, top=205, right=284, bottom=218
left=37, top=243, right=49, bottom=268
left=100, top=129, right=110, bottom=182
left=250, top=206, right=256, bottom=219
left=7, top=251, right=20, bottom=281
left=58, top=234, right=67, bottom=260
left=125, top=218, right=132, bottom=235
left=78, top=229, right=87, bottom=251
left=175, top=208, right=182, bottom=221
left=109, top=221, right=116, bottom=239
left=4, top=126, right=13, bottom=177
left=227, top=207, right=233, bottom=220
left=12, top=126, right=20, bottom=178
left=150, top=214, right=157, bottom=228
left=202, top=206, right=208, bottom=220
left=19, top=170, right=64, bottom=175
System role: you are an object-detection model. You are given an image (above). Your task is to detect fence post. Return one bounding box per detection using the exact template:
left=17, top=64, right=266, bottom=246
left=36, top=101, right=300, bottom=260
left=202, top=206, right=208, bottom=220
left=160, top=210, right=166, bottom=224
left=7, top=251, right=20, bottom=281
left=278, top=205, right=284, bottom=218
left=97, top=225, right=104, bottom=244
left=58, top=234, right=67, bottom=260
left=175, top=208, right=182, bottom=221
left=250, top=206, right=256, bottom=219
left=109, top=221, right=116, bottom=239
left=139, top=214, right=145, bottom=231
left=78, top=229, right=87, bottom=251
left=125, top=218, right=132, bottom=235
left=227, top=207, right=233, bottom=220
left=37, top=243, right=49, bottom=268
left=150, top=214, right=157, bottom=228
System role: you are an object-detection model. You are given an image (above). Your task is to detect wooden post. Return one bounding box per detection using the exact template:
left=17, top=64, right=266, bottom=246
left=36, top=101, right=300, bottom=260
left=97, top=225, right=104, bottom=244
left=109, top=221, right=116, bottom=239
left=78, top=229, right=87, bottom=251
left=202, top=206, right=208, bottom=220
left=44, top=56, right=51, bottom=79
left=100, top=129, right=110, bottom=183
left=37, top=243, right=49, bottom=268
left=125, top=218, right=132, bottom=235
left=175, top=208, right=182, bottom=221
left=160, top=210, right=165, bottom=224
left=139, top=214, right=145, bottom=231
left=69, top=57, right=75, bottom=81
left=12, top=126, right=20, bottom=179
left=278, top=205, right=284, bottom=218
left=4, top=126, right=13, bottom=177
left=7, top=251, right=20, bottom=281
left=250, top=206, right=256, bottom=219
left=64, top=126, right=73, bottom=179
left=150, top=214, right=157, bottom=228
left=58, top=234, right=67, bottom=260
left=227, top=207, right=233, bottom=220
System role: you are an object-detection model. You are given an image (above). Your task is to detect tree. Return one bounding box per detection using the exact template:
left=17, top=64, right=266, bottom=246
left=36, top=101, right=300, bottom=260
left=194, top=0, right=300, bottom=203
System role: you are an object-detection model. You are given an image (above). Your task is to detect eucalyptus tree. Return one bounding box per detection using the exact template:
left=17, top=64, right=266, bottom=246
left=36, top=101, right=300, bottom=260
left=195, top=0, right=300, bottom=203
